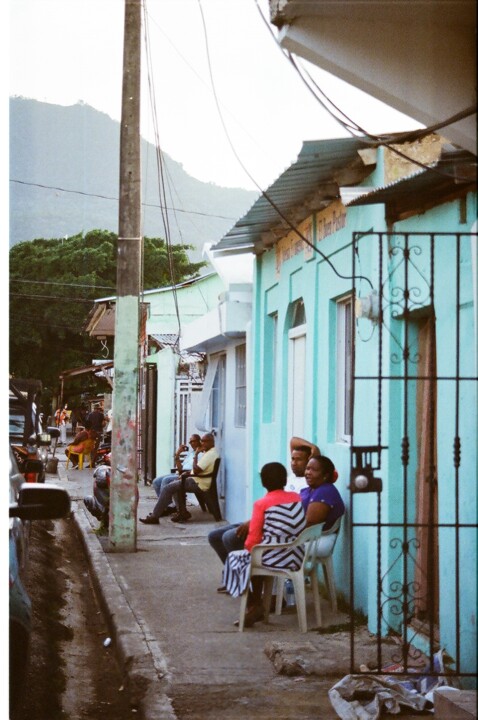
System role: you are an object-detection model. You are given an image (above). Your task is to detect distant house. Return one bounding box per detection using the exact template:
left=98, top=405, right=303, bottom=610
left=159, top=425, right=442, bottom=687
left=211, top=135, right=477, bottom=679
left=180, top=247, right=254, bottom=523
left=86, top=271, right=226, bottom=480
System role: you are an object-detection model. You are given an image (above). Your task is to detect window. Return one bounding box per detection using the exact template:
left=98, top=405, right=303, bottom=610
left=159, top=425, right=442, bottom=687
left=288, top=299, right=307, bottom=440
left=336, top=296, right=353, bottom=442
left=263, top=313, right=278, bottom=422
left=235, top=344, right=246, bottom=427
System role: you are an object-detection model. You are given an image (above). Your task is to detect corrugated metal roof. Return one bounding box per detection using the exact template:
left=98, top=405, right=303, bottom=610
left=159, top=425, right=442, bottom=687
left=212, top=138, right=369, bottom=253
left=150, top=333, right=178, bottom=347
left=93, top=271, right=217, bottom=303
left=344, top=146, right=476, bottom=207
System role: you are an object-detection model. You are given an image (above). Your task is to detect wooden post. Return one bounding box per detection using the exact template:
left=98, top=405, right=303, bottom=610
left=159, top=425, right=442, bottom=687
left=109, top=0, right=142, bottom=552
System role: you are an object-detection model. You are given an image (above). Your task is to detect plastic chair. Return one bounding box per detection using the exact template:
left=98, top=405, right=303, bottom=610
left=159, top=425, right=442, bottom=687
left=275, top=516, right=342, bottom=614
left=238, top=522, right=325, bottom=633
left=181, top=458, right=222, bottom=520
left=66, top=439, right=95, bottom=470
left=316, top=517, right=341, bottom=613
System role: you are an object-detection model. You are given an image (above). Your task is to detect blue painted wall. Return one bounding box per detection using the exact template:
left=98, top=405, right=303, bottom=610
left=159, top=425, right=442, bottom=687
left=246, top=148, right=476, bottom=676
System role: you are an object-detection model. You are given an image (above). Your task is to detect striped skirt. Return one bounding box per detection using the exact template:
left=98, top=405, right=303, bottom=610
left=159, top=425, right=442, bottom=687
left=223, top=502, right=306, bottom=597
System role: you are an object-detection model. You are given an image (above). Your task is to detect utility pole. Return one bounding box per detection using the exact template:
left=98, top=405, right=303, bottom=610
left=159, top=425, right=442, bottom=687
left=109, top=0, right=142, bottom=552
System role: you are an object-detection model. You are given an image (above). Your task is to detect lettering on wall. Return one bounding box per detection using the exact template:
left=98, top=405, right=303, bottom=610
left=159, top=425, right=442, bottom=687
left=316, top=201, right=347, bottom=241
left=275, top=201, right=347, bottom=275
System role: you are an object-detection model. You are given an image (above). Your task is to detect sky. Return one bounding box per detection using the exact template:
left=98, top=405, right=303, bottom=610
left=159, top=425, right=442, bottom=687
left=8, top=0, right=422, bottom=193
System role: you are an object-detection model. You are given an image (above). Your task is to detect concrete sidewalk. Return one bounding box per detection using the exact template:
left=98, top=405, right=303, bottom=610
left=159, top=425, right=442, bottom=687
left=50, top=458, right=378, bottom=720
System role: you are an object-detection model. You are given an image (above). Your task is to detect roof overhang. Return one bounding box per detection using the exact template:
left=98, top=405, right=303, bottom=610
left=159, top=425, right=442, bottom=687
left=211, top=138, right=372, bottom=255
left=344, top=146, right=476, bottom=220
left=59, top=361, right=114, bottom=380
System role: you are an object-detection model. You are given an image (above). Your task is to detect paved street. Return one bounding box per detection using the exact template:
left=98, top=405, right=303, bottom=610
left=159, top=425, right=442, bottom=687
left=49, top=454, right=411, bottom=720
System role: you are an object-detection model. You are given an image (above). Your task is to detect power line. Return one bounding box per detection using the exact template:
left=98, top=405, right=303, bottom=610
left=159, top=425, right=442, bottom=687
left=143, top=0, right=182, bottom=342
left=197, top=0, right=373, bottom=289
left=10, top=178, right=238, bottom=221
left=254, top=1, right=476, bottom=183
left=10, top=278, right=116, bottom=290
left=10, top=292, right=97, bottom=303
left=286, top=52, right=476, bottom=183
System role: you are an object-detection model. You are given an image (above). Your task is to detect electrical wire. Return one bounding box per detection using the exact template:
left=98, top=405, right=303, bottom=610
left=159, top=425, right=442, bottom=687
left=143, top=0, right=182, bottom=342
left=10, top=278, right=115, bottom=290
left=289, top=53, right=476, bottom=182
left=10, top=292, right=98, bottom=303
left=255, top=0, right=476, bottom=183
left=144, top=3, right=275, bottom=165
left=10, top=179, right=237, bottom=221
left=197, top=0, right=373, bottom=289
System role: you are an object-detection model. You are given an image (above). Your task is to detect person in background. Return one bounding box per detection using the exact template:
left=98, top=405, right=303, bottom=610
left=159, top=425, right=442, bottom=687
left=87, top=403, right=105, bottom=461
left=65, top=420, right=94, bottom=469
left=140, top=433, right=218, bottom=525
left=69, top=406, right=80, bottom=437
left=87, top=403, right=105, bottom=435
left=55, top=403, right=68, bottom=446
left=148, top=434, right=202, bottom=517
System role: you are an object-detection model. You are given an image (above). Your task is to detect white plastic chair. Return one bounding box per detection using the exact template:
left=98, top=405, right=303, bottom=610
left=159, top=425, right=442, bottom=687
left=276, top=516, right=342, bottom=614
left=238, top=522, right=325, bottom=633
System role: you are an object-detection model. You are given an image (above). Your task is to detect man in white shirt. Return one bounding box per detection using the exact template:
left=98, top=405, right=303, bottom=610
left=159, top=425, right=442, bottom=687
left=150, top=434, right=201, bottom=517
left=285, top=436, right=321, bottom=493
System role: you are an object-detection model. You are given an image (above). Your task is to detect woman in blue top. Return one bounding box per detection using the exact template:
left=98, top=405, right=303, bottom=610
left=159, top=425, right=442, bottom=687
left=300, top=454, right=345, bottom=531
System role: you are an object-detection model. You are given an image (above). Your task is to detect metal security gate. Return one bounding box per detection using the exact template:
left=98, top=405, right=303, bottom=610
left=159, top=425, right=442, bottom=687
left=349, top=231, right=477, bottom=683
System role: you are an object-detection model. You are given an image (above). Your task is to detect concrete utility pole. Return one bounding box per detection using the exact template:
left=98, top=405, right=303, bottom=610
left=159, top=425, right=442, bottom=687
left=109, top=0, right=142, bottom=552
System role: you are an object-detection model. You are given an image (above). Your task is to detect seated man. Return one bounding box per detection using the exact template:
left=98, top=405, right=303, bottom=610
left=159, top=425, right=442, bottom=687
left=209, top=436, right=320, bottom=591
left=150, top=434, right=202, bottom=517
left=286, top=436, right=321, bottom=492
left=140, top=433, right=219, bottom=525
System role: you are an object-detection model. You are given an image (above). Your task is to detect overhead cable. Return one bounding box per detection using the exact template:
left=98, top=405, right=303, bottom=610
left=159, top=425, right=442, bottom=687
left=143, top=0, right=182, bottom=341
left=10, top=278, right=115, bottom=290
left=10, top=179, right=237, bottom=221
left=197, top=0, right=373, bottom=289
left=254, top=1, right=476, bottom=183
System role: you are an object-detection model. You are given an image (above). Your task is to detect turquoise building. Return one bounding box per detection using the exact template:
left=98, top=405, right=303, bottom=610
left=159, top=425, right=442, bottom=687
left=212, top=136, right=477, bottom=681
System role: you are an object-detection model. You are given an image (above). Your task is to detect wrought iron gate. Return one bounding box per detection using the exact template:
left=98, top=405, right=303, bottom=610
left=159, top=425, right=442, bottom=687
left=349, top=231, right=477, bottom=683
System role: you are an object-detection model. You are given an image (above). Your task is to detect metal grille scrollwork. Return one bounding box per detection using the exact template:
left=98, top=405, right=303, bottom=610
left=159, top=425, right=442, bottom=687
left=350, top=231, right=477, bottom=682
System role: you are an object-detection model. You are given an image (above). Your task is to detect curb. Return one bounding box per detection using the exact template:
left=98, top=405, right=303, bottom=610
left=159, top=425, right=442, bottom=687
left=58, top=463, right=177, bottom=720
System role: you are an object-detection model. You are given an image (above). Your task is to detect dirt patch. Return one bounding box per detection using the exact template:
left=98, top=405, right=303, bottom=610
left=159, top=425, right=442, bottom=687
left=13, top=517, right=137, bottom=719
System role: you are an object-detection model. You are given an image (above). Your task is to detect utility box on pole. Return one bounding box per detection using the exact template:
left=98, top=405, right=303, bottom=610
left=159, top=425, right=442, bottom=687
left=109, top=0, right=142, bottom=552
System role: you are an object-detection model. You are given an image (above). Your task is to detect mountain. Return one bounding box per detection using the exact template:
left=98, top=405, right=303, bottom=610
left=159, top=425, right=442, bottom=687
left=9, top=97, right=258, bottom=263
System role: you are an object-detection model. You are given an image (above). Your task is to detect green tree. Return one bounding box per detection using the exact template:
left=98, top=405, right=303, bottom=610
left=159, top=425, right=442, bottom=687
left=9, top=230, right=205, bottom=396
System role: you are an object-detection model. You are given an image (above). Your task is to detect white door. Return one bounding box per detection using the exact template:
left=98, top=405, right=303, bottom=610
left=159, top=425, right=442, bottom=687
left=288, top=325, right=306, bottom=440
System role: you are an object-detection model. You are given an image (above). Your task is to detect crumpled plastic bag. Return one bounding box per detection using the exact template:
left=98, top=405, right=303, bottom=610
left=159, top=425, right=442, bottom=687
left=328, top=674, right=432, bottom=719
left=328, top=648, right=452, bottom=719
